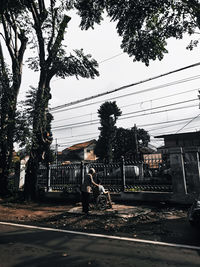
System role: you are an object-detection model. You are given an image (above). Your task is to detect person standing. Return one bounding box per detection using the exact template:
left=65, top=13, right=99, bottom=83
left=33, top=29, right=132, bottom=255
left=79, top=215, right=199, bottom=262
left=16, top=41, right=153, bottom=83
left=81, top=168, right=98, bottom=215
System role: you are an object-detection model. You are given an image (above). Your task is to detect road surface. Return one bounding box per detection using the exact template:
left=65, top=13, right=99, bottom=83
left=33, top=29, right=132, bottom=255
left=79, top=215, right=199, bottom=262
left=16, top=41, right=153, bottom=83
left=0, top=222, right=200, bottom=267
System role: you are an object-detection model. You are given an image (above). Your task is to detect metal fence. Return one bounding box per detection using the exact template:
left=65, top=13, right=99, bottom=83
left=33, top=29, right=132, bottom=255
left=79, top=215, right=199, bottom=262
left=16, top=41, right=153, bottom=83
left=37, top=157, right=172, bottom=193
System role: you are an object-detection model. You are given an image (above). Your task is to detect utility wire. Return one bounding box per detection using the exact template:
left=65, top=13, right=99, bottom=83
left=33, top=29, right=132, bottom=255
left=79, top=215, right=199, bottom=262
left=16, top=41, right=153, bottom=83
left=175, top=113, right=200, bottom=133
left=54, top=116, right=200, bottom=140
left=120, top=98, right=197, bottom=118
left=120, top=104, right=197, bottom=121
left=147, top=118, right=200, bottom=132
left=51, top=75, right=200, bottom=114
left=55, top=122, right=200, bottom=148
left=52, top=98, right=198, bottom=130
left=98, top=52, right=124, bottom=64
left=53, top=86, right=199, bottom=123
left=153, top=126, right=200, bottom=136
left=50, top=62, right=200, bottom=112
left=53, top=103, right=198, bottom=131
left=138, top=116, right=199, bottom=128
left=52, top=75, right=200, bottom=114
left=53, top=116, right=199, bottom=140
left=55, top=131, right=99, bottom=140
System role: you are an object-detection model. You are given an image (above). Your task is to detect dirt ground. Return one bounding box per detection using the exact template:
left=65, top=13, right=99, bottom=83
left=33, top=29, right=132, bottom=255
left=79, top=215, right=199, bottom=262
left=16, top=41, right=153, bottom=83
left=1, top=197, right=195, bottom=245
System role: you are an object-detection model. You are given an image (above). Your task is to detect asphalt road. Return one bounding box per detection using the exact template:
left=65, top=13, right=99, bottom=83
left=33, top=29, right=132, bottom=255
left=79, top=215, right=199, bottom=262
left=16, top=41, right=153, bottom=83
left=0, top=223, right=200, bottom=267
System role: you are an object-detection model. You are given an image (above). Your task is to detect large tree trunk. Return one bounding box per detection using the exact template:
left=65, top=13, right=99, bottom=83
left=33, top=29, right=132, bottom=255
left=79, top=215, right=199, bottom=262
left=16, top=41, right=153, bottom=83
left=24, top=74, right=52, bottom=201
left=0, top=45, right=17, bottom=195
left=0, top=70, right=24, bottom=196
left=23, top=2, right=70, bottom=201
left=0, top=106, right=16, bottom=196
left=24, top=152, right=40, bottom=201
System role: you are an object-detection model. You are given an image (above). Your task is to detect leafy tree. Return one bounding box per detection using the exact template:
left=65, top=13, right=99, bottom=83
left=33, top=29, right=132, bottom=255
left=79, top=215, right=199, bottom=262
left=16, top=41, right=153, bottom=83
left=15, top=86, right=38, bottom=152
left=22, top=0, right=99, bottom=200
left=113, top=126, right=150, bottom=161
left=95, top=101, right=122, bottom=162
left=74, top=0, right=200, bottom=65
left=1, top=0, right=199, bottom=197
left=0, top=1, right=28, bottom=195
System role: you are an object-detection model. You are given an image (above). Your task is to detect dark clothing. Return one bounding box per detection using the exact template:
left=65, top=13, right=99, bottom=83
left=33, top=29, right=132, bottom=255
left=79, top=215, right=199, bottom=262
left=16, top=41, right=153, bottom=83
left=81, top=191, right=90, bottom=213
left=81, top=173, right=94, bottom=213
left=81, top=174, right=93, bottom=193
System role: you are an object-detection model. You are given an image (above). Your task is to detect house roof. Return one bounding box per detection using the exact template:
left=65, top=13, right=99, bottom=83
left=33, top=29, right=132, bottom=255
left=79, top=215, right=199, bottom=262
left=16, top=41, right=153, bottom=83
left=155, top=131, right=200, bottom=139
left=140, top=144, right=157, bottom=154
left=63, top=139, right=96, bottom=152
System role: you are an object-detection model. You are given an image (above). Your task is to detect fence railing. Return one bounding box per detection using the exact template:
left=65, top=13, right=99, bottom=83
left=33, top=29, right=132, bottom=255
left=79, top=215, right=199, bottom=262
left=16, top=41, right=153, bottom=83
left=37, top=158, right=172, bottom=193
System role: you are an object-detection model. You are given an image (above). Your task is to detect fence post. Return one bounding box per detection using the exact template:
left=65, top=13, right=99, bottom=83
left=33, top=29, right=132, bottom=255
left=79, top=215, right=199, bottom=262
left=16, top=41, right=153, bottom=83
left=121, top=156, right=126, bottom=191
left=139, top=161, right=144, bottom=180
left=169, top=147, right=187, bottom=195
left=81, top=161, right=84, bottom=186
left=47, top=164, right=51, bottom=192
left=184, top=147, right=200, bottom=195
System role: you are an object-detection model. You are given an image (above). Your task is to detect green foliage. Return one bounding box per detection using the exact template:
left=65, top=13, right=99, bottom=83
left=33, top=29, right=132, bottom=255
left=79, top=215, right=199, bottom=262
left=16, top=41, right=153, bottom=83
left=75, top=0, right=200, bottom=65
left=14, top=86, right=37, bottom=150
left=53, top=49, right=99, bottom=79
left=113, top=127, right=150, bottom=160
left=95, top=101, right=122, bottom=162
left=0, top=0, right=25, bottom=14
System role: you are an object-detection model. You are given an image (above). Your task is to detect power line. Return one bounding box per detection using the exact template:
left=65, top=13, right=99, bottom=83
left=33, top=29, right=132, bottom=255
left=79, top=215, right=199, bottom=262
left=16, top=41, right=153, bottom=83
left=175, top=113, right=200, bottom=133
left=152, top=126, right=200, bottom=136
left=53, top=116, right=200, bottom=146
left=147, top=118, right=200, bottom=132
left=121, top=98, right=197, bottom=118
left=54, top=116, right=200, bottom=140
left=120, top=87, right=199, bottom=109
left=120, top=104, right=197, bottom=121
left=98, top=52, right=124, bottom=64
left=52, top=98, right=198, bottom=130
left=53, top=116, right=200, bottom=140
left=138, top=116, right=199, bottom=128
left=51, top=75, right=200, bottom=114
left=50, top=62, right=200, bottom=112
left=53, top=103, right=198, bottom=131
left=55, top=131, right=99, bottom=141
left=52, top=75, right=200, bottom=114
left=53, top=86, right=199, bottom=123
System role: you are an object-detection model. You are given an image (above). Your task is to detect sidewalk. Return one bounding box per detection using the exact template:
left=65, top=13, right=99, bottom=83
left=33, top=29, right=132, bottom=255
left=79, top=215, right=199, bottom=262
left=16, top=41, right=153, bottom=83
left=67, top=202, right=152, bottom=218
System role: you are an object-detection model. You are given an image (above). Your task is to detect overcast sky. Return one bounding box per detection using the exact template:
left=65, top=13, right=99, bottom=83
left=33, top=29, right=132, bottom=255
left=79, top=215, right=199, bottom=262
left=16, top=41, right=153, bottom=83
left=18, top=11, right=200, bottom=151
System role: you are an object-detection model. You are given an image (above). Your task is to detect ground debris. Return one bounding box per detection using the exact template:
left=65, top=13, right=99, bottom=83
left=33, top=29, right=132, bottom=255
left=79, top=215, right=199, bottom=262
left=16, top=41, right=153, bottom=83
left=0, top=200, right=188, bottom=240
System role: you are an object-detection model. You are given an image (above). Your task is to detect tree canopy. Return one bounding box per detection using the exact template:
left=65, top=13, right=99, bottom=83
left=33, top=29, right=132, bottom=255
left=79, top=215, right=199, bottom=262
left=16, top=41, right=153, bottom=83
left=113, top=126, right=150, bottom=160
left=74, top=0, right=200, bottom=65
left=1, top=0, right=200, bottom=198
left=95, top=101, right=122, bottom=162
